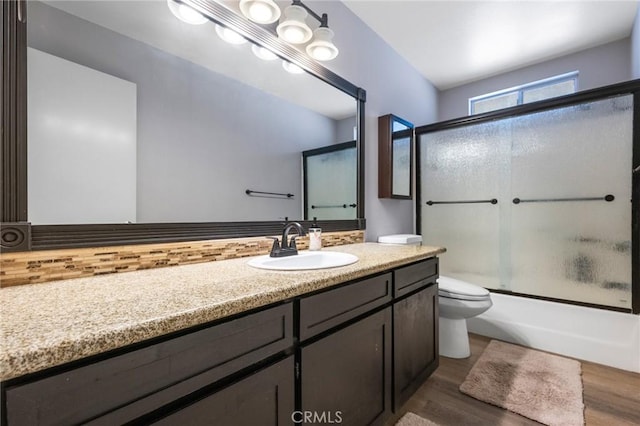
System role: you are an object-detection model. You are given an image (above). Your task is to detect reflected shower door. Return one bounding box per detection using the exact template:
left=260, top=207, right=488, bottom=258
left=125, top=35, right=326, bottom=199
left=304, top=143, right=357, bottom=220
left=510, top=95, right=633, bottom=308
left=419, top=120, right=511, bottom=290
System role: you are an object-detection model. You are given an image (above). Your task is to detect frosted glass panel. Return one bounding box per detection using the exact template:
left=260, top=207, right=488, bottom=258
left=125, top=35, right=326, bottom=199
left=522, top=79, right=575, bottom=103
left=419, top=120, right=511, bottom=290
left=471, top=92, right=518, bottom=114
left=305, top=147, right=357, bottom=220
left=419, top=93, right=633, bottom=309
left=510, top=95, right=633, bottom=308
left=392, top=136, right=410, bottom=196
left=421, top=204, right=502, bottom=289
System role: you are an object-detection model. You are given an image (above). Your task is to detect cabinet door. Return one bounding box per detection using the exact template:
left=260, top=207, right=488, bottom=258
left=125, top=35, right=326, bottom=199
left=393, top=284, right=438, bottom=411
left=153, top=356, right=294, bottom=426
left=301, top=308, right=392, bottom=426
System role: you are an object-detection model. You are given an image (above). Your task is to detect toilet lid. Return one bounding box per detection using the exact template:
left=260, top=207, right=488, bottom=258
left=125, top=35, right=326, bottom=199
left=438, top=276, right=490, bottom=300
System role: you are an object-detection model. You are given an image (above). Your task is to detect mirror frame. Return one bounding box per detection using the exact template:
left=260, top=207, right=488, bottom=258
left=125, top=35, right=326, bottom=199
left=378, top=114, right=414, bottom=199
left=0, top=0, right=366, bottom=252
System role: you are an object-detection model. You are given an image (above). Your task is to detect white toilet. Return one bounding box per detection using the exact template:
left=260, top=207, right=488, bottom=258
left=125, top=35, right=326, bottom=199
left=438, top=276, right=492, bottom=358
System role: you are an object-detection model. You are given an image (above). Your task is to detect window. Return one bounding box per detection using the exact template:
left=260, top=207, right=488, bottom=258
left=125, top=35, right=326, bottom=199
left=469, top=71, right=578, bottom=115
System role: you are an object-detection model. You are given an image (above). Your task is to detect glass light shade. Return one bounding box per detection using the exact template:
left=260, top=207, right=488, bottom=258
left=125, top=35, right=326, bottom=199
left=276, top=5, right=312, bottom=44
left=251, top=44, right=278, bottom=61
left=239, top=0, right=281, bottom=24
left=166, top=0, right=207, bottom=25
left=282, top=61, right=304, bottom=74
left=306, top=27, right=338, bottom=61
left=215, top=25, right=248, bottom=45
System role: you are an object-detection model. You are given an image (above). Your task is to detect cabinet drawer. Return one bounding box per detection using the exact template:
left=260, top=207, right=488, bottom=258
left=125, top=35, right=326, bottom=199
left=5, top=303, right=293, bottom=426
left=299, top=273, right=392, bottom=340
left=394, top=258, right=438, bottom=298
left=153, top=356, right=294, bottom=426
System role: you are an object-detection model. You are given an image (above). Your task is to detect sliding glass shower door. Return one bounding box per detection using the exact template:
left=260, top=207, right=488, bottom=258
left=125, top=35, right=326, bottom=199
left=418, top=91, right=634, bottom=310
left=509, top=95, right=633, bottom=308
left=419, top=121, right=509, bottom=290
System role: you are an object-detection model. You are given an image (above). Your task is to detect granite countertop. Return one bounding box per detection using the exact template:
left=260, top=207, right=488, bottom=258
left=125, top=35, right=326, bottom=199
left=0, top=243, right=445, bottom=381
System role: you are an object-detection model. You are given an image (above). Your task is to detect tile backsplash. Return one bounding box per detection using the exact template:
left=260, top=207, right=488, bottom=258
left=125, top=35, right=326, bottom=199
left=0, top=231, right=364, bottom=288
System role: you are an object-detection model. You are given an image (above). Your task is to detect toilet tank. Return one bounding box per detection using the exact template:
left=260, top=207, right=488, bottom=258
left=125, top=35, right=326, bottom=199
left=377, top=234, right=423, bottom=246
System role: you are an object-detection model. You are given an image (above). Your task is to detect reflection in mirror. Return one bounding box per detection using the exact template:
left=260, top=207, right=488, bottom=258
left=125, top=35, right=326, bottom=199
left=391, top=119, right=412, bottom=198
left=26, top=0, right=357, bottom=224
left=303, top=141, right=357, bottom=220
left=378, top=114, right=413, bottom=199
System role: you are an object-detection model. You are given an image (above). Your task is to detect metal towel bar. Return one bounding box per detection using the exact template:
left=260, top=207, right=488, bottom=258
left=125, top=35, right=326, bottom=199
left=425, top=199, right=498, bottom=206
left=512, top=194, right=614, bottom=204
left=311, top=203, right=357, bottom=209
left=245, top=189, right=294, bottom=198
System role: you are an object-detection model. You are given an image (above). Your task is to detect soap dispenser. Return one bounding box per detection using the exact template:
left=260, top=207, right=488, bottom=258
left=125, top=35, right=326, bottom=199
left=309, top=217, right=322, bottom=251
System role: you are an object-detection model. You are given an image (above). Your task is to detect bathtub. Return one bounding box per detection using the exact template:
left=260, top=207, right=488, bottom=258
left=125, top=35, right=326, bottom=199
left=466, top=292, right=640, bottom=372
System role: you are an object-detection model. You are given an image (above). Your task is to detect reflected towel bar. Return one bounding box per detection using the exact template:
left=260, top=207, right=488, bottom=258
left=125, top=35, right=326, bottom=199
left=245, top=189, right=294, bottom=198
left=512, top=194, right=614, bottom=204
left=426, top=199, right=498, bottom=206
left=311, top=203, right=357, bottom=209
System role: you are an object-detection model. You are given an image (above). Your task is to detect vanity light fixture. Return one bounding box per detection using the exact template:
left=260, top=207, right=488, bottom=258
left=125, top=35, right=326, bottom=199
left=276, top=4, right=313, bottom=44
left=215, top=24, right=248, bottom=45
left=252, top=44, right=278, bottom=61
left=306, top=27, right=338, bottom=61
left=276, top=0, right=338, bottom=61
left=166, top=0, right=208, bottom=25
left=282, top=61, right=304, bottom=74
left=239, top=0, right=281, bottom=24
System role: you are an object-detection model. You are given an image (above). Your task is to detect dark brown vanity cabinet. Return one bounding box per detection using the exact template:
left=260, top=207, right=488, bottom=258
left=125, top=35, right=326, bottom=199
left=2, top=257, right=440, bottom=425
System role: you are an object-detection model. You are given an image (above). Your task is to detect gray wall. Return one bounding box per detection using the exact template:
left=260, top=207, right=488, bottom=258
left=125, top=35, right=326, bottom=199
left=307, top=1, right=439, bottom=240
left=438, top=38, right=632, bottom=121
left=28, top=2, right=343, bottom=223
left=633, top=6, right=640, bottom=79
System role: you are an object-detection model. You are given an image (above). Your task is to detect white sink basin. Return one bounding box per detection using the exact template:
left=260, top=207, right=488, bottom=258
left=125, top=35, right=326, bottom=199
left=247, top=251, right=358, bottom=271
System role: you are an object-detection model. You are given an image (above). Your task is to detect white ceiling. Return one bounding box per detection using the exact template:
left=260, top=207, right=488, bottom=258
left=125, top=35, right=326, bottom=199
left=344, top=0, right=639, bottom=90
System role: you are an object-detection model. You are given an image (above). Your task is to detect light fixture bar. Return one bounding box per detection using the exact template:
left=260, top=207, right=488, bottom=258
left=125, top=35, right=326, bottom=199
left=291, top=0, right=328, bottom=27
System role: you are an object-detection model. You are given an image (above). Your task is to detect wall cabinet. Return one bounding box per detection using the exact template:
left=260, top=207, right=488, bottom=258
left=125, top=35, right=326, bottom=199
left=378, top=114, right=414, bottom=199
left=2, top=258, right=439, bottom=425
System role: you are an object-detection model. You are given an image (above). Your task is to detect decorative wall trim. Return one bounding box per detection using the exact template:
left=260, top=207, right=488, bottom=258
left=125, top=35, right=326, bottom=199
left=0, top=231, right=365, bottom=288
left=1, top=1, right=28, bottom=223
left=0, top=222, right=30, bottom=252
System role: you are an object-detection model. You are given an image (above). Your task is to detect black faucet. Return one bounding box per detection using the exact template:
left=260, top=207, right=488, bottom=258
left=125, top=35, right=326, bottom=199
left=268, top=222, right=306, bottom=257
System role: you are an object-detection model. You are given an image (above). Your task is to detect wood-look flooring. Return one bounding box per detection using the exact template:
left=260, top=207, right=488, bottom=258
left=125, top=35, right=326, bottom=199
left=386, top=333, right=640, bottom=426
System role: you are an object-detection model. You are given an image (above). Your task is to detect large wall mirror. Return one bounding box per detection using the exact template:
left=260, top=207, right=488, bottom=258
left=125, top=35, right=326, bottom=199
left=1, top=0, right=366, bottom=251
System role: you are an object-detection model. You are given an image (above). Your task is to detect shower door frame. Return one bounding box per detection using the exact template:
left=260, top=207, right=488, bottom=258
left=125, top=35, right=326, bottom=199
left=415, top=79, right=640, bottom=314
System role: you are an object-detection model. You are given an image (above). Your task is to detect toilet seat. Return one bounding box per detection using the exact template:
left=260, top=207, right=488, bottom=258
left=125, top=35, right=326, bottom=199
left=438, top=276, right=490, bottom=301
